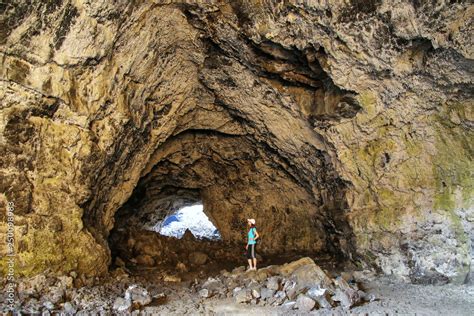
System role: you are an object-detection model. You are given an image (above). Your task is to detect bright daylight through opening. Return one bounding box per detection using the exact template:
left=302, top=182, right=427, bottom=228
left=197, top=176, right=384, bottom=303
left=155, top=204, right=221, bottom=240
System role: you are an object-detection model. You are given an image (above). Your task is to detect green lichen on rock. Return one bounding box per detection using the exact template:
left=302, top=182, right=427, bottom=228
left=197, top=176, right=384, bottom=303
left=432, top=101, right=474, bottom=213
left=356, top=90, right=378, bottom=124
left=430, top=101, right=473, bottom=278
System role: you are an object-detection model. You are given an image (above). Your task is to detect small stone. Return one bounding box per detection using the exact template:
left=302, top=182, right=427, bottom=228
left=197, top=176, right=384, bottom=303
left=334, top=276, right=352, bottom=291
left=352, top=270, right=376, bottom=282
left=58, top=277, right=74, bottom=291
left=202, top=277, right=220, bottom=289
left=135, top=254, right=155, bottom=267
left=251, top=289, right=261, bottom=299
left=281, top=301, right=296, bottom=309
left=43, top=301, right=55, bottom=310
left=260, top=287, right=276, bottom=300
left=332, top=288, right=352, bottom=309
left=176, top=262, right=188, bottom=272
left=295, top=294, right=316, bottom=312
left=232, top=286, right=242, bottom=295
left=314, top=294, right=334, bottom=309
left=115, top=257, right=126, bottom=267
left=163, top=274, right=182, bottom=282
left=266, top=276, right=280, bottom=290
left=273, top=290, right=287, bottom=305
left=113, top=297, right=132, bottom=313
left=126, top=285, right=152, bottom=306
left=234, top=289, right=252, bottom=303
left=63, top=302, right=76, bottom=314
left=44, top=286, right=65, bottom=304
left=189, top=252, right=208, bottom=265
left=283, top=280, right=298, bottom=300
left=199, top=289, right=210, bottom=298
left=340, top=272, right=354, bottom=283
left=307, top=286, right=326, bottom=299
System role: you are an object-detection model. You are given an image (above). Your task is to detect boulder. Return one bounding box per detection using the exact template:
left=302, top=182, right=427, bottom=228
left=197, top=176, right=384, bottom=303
left=284, top=258, right=334, bottom=290
left=278, top=257, right=316, bottom=275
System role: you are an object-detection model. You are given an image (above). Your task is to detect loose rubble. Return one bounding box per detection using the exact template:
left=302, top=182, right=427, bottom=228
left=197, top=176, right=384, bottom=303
left=2, top=256, right=474, bottom=314
left=195, top=257, right=368, bottom=312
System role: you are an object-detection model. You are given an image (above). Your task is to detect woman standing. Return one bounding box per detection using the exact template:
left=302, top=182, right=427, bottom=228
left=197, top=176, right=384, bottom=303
left=246, top=218, right=259, bottom=271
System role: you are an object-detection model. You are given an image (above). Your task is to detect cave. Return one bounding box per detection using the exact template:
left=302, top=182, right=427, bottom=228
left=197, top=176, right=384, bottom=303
left=106, top=126, right=355, bottom=274
left=1, top=0, right=473, bottom=314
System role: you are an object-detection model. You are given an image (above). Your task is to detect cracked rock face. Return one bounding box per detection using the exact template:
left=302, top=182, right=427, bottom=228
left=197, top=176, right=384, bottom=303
left=0, top=0, right=472, bottom=284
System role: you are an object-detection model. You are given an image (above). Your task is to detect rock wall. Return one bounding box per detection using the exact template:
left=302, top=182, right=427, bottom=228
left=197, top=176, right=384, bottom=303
left=0, top=0, right=472, bottom=283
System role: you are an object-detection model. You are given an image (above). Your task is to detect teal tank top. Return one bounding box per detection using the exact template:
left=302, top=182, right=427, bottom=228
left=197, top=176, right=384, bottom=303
left=248, top=227, right=257, bottom=245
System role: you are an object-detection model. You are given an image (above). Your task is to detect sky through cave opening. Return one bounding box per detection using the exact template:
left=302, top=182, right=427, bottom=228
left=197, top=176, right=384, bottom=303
left=153, top=203, right=221, bottom=240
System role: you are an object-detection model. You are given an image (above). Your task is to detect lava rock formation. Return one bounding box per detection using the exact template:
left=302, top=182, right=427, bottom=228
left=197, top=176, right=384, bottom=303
left=0, top=0, right=472, bottom=284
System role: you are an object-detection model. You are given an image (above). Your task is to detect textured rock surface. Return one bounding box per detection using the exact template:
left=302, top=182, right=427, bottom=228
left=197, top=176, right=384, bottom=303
left=0, top=0, right=472, bottom=284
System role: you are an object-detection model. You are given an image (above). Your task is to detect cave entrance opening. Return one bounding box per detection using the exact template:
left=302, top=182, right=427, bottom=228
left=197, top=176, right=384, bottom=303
left=154, top=203, right=221, bottom=240
left=108, top=187, right=243, bottom=275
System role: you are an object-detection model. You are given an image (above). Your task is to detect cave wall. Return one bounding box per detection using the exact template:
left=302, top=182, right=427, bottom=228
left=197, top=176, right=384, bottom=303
left=0, top=0, right=472, bottom=283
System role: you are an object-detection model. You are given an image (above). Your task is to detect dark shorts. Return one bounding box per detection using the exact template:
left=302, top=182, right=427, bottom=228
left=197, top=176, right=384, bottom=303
left=247, top=244, right=256, bottom=259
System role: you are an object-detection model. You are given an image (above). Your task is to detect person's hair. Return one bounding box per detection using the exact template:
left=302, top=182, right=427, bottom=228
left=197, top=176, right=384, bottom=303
left=250, top=224, right=256, bottom=228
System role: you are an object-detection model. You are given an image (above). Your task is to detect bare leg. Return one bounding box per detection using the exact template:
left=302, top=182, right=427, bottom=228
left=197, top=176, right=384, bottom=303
left=247, top=259, right=253, bottom=269
left=252, top=258, right=257, bottom=270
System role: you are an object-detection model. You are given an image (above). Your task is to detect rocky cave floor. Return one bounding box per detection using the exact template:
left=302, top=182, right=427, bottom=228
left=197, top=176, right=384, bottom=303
left=2, top=249, right=473, bottom=315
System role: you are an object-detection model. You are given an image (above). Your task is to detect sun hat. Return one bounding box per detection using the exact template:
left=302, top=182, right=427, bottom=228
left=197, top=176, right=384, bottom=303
left=247, top=218, right=256, bottom=225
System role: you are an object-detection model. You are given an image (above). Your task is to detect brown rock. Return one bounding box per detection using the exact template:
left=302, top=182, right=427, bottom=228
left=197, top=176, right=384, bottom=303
left=135, top=255, right=155, bottom=267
